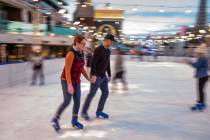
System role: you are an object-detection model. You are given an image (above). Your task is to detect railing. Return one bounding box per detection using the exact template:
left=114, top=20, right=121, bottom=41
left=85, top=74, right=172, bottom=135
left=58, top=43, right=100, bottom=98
left=7, top=20, right=47, bottom=33
left=0, top=20, right=8, bottom=32
left=0, top=20, right=79, bottom=36
left=51, top=26, right=79, bottom=36
left=0, top=20, right=80, bottom=65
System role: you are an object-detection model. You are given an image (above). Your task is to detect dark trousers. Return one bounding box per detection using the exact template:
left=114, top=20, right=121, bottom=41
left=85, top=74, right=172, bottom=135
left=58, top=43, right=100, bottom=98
left=82, top=76, right=109, bottom=114
left=32, top=68, right=44, bottom=84
left=55, top=80, right=81, bottom=119
left=197, top=76, right=209, bottom=103
left=113, top=71, right=126, bottom=84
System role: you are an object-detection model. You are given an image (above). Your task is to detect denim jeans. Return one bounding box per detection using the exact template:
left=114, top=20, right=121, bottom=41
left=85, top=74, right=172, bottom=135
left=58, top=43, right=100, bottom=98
left=82, top=76, right=109, bottom=114
left=55, top=80, right=81, bottom=119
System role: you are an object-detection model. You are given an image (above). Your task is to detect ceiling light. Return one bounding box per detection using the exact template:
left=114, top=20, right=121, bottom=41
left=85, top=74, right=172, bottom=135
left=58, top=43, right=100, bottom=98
left=73, top=21, right=80, bottom=25
left=170, top=25, right=175, bottom=28
left=159, top=9, right=165, bottom=12
left=199, top=30, right=206, bottom=34
left=132, top=8, right=138, bottom=11
left=185, top=10, right=192, bottom=13
left=89, top=30, right=94, bottom=33
left=83, top=26, right=88, bottom=30
left=70, top=27, right=76, bottom=30
left=58, top=2, right=63, bottom=5
left=80, top=18, right=85, bottom=21
left=58, top=9, right=66, bottom=14
left=107, top=6, right=112, bottom=9
left=189, top=25, right=195, bottom=28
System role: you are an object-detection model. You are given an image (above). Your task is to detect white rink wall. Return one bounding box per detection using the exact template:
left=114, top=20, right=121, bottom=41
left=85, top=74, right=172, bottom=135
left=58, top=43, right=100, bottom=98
left=0, top=58, right=64, bottom=88
left=0, top=56, right=195, bottom=88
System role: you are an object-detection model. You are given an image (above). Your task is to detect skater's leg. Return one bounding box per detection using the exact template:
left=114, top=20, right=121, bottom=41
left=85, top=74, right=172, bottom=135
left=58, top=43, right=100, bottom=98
left=95, top=77, right=109, bottom=119
left=72, top=83, right=83, bottom=129
left=191, top=77, right=208, bottom=111
left=82, top=77, right=102, bottom=116
left=55, top=80, right=72, bottom=118
left=199, top=77, right=209, bottom=104
left=120, top=71, right=128, bottom=90
left=31, top=70, right=38, bottom=85
left=51, top=80, right=72, bottom=132
left=39, top=68, right=45, bottom=85
left=97, top=77, right=109, bottom=113
left=72, top=83, right=81, bottom=119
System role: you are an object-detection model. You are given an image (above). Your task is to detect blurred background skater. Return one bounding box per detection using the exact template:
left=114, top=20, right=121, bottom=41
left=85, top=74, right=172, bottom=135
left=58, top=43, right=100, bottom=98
left=202, top=36, right=210, bottom=73
left=51, top=35, right=89, bottom=132
left=112, top=48, right=128, bottom=93
left=84, top=43, right=93, bottom=75
left=185, top=46, right=209, bottom=111
left=152, top=49, right=158, bottom=62
left=137, top=46, right=144, bottom=61
left=30, top=47, right=45, bottom=86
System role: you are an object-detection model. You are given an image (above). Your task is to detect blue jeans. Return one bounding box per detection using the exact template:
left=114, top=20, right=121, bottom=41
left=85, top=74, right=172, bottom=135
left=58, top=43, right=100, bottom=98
left=82, top=76, right=109, bottom=114
left=55, top=80, right=81, bottom=119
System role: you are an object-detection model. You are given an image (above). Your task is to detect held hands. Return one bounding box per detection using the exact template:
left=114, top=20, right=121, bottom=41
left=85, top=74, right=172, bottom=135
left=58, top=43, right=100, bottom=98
left=68, top=84, right=74, bottom=95
left=91, top=75, right=97, bottom=83
left=86, top=77, right=91, bottom=82
left=90, top=75, right=111, bottom=83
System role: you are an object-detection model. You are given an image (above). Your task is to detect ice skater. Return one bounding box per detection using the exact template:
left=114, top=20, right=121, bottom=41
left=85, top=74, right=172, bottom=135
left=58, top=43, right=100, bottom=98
left=185, top=46, right=209, bottom=111
left=112, top=48, right=128, bottom=91
left=81, top=34, right=115, bottom=121
left=30, top=49, right=45, bottom=86
left=51, top=35, right=89, bottom=132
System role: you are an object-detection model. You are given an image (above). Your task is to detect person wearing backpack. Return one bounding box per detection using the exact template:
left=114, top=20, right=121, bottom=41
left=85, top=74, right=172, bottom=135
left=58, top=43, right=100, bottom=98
left=51, top=35, right=89, bottom=132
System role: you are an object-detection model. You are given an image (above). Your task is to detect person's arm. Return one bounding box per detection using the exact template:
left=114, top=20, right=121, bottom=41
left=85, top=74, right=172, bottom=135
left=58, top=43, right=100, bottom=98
left=91, top=48, right=101, bottom=76
left=82, top=67, right=89, bottom=81
left=189, top=58, right=204, bottom=69
left=65, top=52, right=74, bottom=85
left=107, top=59, right=111, bottom=77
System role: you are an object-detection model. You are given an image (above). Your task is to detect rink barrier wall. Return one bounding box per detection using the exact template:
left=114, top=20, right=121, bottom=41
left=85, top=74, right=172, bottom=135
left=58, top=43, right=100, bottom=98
left=0, top=58, right=64, bottom=88
left=0, top=56, right=195, bottom=89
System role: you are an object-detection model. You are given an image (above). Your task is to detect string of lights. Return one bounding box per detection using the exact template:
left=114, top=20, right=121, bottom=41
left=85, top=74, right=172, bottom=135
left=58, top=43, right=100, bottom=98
left=91, top=2, right=210, bottom=9
left=124, top=19, right=189, bottom=24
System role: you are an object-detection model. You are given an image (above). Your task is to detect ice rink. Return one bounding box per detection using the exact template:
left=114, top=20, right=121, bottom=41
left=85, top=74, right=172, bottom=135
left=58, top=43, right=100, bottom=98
left=1, top=58, right=210, bottom=140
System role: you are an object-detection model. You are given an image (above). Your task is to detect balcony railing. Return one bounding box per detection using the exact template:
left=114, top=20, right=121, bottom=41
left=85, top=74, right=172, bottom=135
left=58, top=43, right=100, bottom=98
left=0, top=20, right=79, bottom=36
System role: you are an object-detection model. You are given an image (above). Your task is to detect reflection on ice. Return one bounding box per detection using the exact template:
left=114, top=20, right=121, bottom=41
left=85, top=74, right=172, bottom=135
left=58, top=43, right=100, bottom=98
left=60, top=130, right=107, bottom=138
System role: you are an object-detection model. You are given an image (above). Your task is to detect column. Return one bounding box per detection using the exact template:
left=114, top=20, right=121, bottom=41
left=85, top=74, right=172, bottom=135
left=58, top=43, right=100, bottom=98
left=21, top=9, right=28, bottom=23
